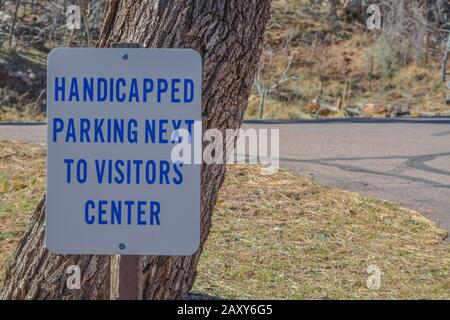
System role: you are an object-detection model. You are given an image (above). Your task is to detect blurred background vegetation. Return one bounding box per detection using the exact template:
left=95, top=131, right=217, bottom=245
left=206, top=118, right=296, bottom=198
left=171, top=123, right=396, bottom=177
left=0, top=0, right=449, bottom=121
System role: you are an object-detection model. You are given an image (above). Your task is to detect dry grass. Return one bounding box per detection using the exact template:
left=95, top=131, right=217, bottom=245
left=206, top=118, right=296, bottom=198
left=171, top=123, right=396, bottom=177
left=0, top=141, right=45, bottom=281
left=0, top=47, right=46, bottom=123
left=0, top=141, right=448, bottom=299
left=0, top=111, right=46, bottom=123
left=193, top=166, right=450, bottom=299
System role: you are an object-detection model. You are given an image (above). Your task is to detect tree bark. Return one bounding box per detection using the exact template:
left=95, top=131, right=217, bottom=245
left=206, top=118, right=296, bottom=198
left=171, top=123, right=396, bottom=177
left=0, top=0, right=272, bottom=300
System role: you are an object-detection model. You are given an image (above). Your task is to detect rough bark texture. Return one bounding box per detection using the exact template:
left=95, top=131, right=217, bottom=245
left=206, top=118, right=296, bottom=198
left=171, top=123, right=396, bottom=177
left=0, top=0, right=271, bottom=300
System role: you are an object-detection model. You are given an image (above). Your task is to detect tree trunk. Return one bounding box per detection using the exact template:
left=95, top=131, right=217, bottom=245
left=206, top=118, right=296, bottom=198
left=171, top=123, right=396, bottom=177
left=442, top=31, right=450, bottom=82
left=259, top=91, right=266, bottom=119
left=0, top=0, right=272, bottom=300
left=8, top=0, right=21, bottom=47
left=329, top=0, right=338, bottom=22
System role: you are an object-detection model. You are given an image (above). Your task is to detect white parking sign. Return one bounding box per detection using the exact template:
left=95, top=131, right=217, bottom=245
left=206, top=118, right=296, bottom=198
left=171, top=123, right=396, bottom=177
left=46, top=48, right=201, bottom=255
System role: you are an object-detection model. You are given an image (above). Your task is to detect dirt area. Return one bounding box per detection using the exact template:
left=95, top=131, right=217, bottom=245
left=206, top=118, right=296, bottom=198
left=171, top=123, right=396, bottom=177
left=1, top=0, right=449, bottom=122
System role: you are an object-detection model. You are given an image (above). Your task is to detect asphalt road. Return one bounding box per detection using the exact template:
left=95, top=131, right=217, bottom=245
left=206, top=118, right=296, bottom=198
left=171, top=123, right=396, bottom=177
left=243, top=118, right=450, bottom=239
left=1, top=118, right=449, bottom=238
left=0, top=123, right=46, bottom=144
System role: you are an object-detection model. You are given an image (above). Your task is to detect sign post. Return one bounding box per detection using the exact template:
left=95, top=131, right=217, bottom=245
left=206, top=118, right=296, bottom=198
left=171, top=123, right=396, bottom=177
left=110, top=254, right=142, bottom=300
left=46, top=45, right=202, bottom=299
left=110, top=43, right=142, bottom=301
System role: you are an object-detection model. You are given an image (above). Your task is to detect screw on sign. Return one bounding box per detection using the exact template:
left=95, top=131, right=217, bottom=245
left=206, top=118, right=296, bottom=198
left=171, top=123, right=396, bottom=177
left=46, top=42, right=202, bottom=300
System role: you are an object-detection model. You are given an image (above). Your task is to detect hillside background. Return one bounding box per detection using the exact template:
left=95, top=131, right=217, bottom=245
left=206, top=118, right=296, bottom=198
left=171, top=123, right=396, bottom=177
left=0, top=0, right=449, bottom=121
